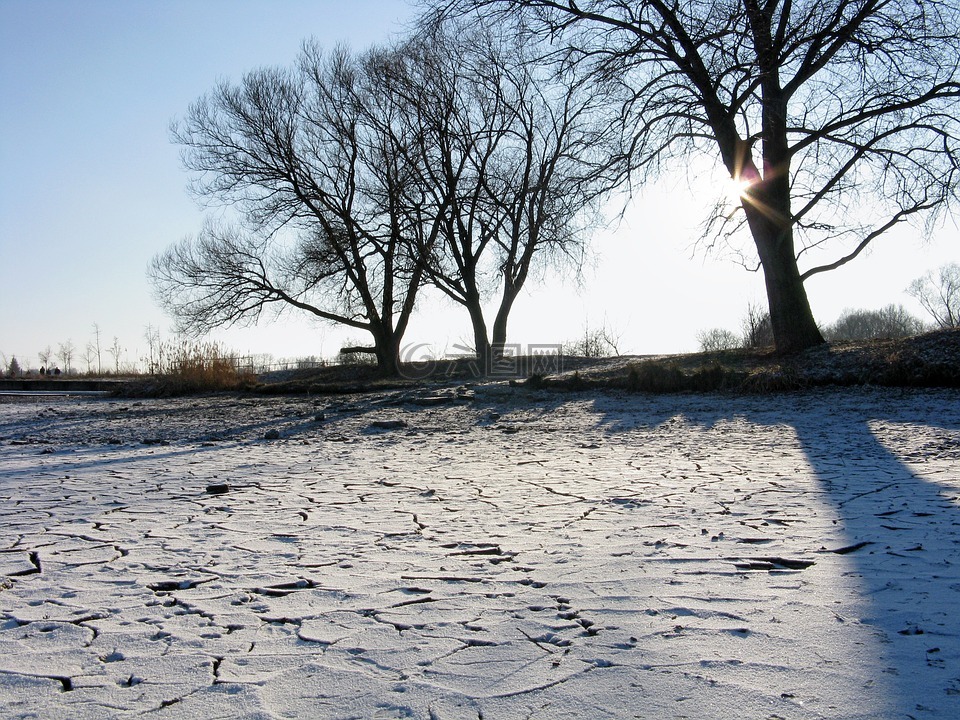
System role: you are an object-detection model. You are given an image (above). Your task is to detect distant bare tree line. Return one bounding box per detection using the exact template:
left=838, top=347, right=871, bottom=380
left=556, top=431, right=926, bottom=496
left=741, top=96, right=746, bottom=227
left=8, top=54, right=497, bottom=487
left=4, top=324, right=132, bottom=377
left=3, top=259, right=955, bottom=378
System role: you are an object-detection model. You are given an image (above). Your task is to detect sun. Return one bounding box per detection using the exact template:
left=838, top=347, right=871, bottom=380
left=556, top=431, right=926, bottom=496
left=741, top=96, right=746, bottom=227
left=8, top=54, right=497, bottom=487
left=725, top=175, right=754, bottom=202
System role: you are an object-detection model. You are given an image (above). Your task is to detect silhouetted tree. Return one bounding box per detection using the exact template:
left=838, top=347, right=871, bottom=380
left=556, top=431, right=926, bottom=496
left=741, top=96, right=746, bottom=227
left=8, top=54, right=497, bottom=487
left=91, top=323, right=103, bottom=375
left=82, top=344, right=97, bottom=374
left=907, top=262, right=960, bottom=329
left=563, top=322, right=622, bottom=357
left=154, top=45, right=440, bottom=375
left=108, top=337, right=123, bottom=374
left=56, top=340, right=75, bottom=374
left=438, top=0, right=960, bottom=354
left=825, top=304, right=925, bottom=341
left=142, top=325, right=157, bottom=374
left=38, top=346, right=52, bottom=370
left=381, top=16, right=621, bottom=370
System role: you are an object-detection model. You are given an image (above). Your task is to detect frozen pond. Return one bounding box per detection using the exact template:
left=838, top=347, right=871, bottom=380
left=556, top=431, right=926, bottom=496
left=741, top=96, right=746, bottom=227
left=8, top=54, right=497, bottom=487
left=1, top=385, right=959, bottom=719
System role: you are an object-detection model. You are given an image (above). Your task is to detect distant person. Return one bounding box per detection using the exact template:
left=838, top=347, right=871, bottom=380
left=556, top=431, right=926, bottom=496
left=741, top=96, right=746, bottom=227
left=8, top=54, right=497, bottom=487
left=39, top=366, right=45, bottom=375
left=53, top=367, right=61, bottom=376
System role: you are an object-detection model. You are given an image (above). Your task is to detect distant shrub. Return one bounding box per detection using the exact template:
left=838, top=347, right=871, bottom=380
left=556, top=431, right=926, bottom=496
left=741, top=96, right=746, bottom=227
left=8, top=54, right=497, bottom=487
left=740, top=366, right=804, bottom=392
left=875, top=344, right=960, bottom=388
left=741, top=302, right=774, bottom=349
left=696, top=328, right=740, bottom=352
left=824, top=304, right=925, bottom=342
left=626, top=361, right=683, bottom=392
left=562, top=324, right=621, bottom=358
left=689, top=362, right=738, bottom=391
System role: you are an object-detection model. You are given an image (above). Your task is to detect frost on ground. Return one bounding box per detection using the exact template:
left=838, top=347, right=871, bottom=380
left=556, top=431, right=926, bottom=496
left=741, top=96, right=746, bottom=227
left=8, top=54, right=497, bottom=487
left=0, top=385, right=958, bottom=719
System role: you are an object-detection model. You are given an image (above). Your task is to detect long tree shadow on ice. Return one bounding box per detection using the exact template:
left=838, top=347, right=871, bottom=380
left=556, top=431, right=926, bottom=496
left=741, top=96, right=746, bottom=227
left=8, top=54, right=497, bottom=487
left=783, top=390, right=960, bottom=718
left=591, top=388, right=960, bottom=718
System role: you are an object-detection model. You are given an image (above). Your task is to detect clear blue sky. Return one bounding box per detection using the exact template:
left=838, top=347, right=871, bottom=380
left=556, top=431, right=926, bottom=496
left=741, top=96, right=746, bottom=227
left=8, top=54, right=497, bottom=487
left=1, top=0, right=956, bottom=370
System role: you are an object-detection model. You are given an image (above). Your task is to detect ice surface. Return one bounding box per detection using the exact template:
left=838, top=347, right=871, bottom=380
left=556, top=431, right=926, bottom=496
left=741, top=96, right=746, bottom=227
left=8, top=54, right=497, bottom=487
left=1, top=386, right=958, bottom=718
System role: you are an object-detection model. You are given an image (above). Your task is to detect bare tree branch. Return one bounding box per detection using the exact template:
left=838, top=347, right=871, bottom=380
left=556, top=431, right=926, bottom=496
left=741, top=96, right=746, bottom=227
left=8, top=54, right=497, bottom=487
left=157, top=45, right=438, bottom=374
left=435, top=0, right=960, bottom=353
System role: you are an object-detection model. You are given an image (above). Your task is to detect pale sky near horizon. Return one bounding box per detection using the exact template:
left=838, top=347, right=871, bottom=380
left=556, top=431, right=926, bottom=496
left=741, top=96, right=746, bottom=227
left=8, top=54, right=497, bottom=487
left=1, top=0, right=957, bottom=371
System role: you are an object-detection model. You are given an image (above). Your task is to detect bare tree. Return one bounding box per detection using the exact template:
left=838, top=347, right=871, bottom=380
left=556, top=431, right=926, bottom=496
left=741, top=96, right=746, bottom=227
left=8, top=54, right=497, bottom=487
left=56, top=340, right=75, bottom=374
left=154, top=45, right=439, bottom=376
left=377, top=17, right=621, bottom=371
left=91, top=323, right=103, bottom=375
left=82, top=343, right=97, bottom=374
left=108, top=337, right=123, bottom=374
left=440, top=0, right=960, bottom=354
left=38, top=346, right=52, bottom=371
left=907, top=262, right=960, bottom=329
left=564, top=322, right=622, bottom=357
left=144, top=325, right=161, bottom=374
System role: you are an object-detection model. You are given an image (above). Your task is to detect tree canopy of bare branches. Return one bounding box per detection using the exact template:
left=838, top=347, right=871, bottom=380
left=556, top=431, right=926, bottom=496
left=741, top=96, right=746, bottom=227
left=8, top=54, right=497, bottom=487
left=153, top=45, right=438, bottom=375
left=377, top=16, right=622, bottom=369
left=436, top=0, right=960, bottom=354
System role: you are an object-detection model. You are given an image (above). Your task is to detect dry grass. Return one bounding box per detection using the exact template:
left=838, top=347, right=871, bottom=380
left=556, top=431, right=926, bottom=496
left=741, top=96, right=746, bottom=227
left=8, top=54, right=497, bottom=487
left=125, top=341, right=256, bottom=396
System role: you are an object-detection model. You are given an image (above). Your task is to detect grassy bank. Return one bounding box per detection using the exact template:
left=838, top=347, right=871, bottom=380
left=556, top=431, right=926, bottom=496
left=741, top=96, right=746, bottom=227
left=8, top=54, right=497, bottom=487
left=114, top=329, right=959, bottom=397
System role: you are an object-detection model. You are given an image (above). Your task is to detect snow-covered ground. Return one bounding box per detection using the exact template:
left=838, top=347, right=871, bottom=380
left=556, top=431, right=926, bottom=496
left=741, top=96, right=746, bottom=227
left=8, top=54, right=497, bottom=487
left=1, top=385, right=958, bottom=719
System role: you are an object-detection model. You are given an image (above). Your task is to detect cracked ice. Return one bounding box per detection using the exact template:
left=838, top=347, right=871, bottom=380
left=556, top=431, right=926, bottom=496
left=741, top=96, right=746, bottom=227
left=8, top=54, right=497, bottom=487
left=1, top=385, right=959, bottom=719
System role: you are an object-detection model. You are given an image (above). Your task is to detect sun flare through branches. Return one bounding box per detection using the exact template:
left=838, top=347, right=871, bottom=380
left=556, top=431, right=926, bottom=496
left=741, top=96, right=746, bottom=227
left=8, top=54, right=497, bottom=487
left=725, top=175, right=754, bottom=204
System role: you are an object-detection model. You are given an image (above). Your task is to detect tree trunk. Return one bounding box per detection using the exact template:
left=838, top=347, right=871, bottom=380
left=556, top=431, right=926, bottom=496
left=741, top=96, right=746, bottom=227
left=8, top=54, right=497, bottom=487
left=746, top=206, right=825, bottom=354
left=368, top=324, right=402, bottom=377
left=716, top=9, right=825, bottom=357
left=376, top=339, right=401, bottom=377
left=728, top=87, right=824, bottom=355
left=491, top=281, right=519, bottom=360
left=462, top=290, right=492, bottom=375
